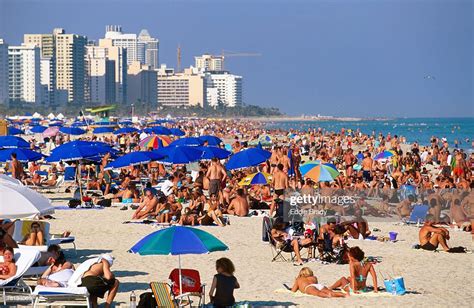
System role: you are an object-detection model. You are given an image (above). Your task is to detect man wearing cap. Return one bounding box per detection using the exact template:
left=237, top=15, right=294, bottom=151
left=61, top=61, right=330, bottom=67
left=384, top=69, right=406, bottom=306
left=80, top=255, right=119, bottom=308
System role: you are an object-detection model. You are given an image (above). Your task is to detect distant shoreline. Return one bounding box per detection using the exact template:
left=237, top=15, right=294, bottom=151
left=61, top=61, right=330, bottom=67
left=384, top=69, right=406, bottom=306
left=233, top=116, right=392, bottom=122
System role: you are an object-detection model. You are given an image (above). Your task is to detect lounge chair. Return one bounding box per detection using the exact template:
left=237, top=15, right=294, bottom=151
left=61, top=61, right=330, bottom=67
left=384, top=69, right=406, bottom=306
left=32, top=255, right=111, bottom=307
left=12, top=220, right=76, bottom=253
left=0, top=248, right=41, bottom=305
left=168, top=268, right=206, bottom=307
left=150, top=281, right=196, bottom=307
left=407, top=204, right=429, bottom=224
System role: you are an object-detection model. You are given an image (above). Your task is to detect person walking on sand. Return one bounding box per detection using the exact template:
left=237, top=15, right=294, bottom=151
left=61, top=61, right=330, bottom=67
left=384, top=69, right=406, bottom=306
left=206, top=158, right=227, bottom=197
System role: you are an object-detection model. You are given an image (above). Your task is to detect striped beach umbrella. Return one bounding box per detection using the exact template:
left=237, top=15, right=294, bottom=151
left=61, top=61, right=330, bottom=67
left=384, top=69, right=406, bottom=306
left=239, top=172, right=272, bottom=186
left=300, top=161, right=340, bottom=182
left=374, top=150, right=396, bottom=161
left=139, top=135, right=172, bottom=149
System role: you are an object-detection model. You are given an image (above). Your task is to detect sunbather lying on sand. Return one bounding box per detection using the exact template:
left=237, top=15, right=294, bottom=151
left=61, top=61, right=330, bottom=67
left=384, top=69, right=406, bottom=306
left=291, top=267, right=347, bottom=298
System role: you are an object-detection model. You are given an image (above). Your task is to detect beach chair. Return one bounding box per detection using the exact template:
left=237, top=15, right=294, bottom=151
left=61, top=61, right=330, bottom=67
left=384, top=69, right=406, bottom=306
left=150, top=282, right=178, bottom=307
left=407, top=204, right=430, bottom=224
left=12, top=220, right=77, bottom=254
left=263, top=217, right=295, bottom=262
left=0, top=249, right=41, bottom=305
left=168, top=268, right=206, bottom=307
left=32, top=256, right=111, bottom=307
left=62, top=166, right=77, bottom=192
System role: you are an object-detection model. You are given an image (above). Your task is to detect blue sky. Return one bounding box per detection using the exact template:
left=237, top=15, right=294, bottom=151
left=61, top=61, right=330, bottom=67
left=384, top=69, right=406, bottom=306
left=0, top=0, right=472, bottom=117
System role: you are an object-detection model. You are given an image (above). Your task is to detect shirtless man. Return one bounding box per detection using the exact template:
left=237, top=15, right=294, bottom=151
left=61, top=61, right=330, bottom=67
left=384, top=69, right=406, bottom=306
left=450, top=198, right=471, bottom=231
left=10, top=153, right=25, bottom=180
left=452, top=150, right=466, bottom=182
left=343, top=149, right=356, bottom=177
left=206, top=158, right=227, bottom=197
left=280, top=147, right=291, bottom=174
left=80, top=255, right=119, bottom=308
left=271, top=164, right=288, bottom=216
left=396, top=195, right=414, bottom=219
left=419, top=215, right=450, bottom=252
left=361, top=152, right=373, bottom=182
left=132, top=190, right=158, bottom=220
left=227, top=188, right=249, bottom=217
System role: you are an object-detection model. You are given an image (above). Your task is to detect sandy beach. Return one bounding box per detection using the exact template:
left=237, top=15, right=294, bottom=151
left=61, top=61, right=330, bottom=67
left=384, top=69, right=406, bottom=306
left=43, top=193, right=473, bottom=308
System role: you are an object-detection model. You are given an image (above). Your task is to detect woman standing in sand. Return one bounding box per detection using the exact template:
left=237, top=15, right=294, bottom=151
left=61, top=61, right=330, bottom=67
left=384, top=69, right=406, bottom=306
left=291, top=267, right=347, bottom=298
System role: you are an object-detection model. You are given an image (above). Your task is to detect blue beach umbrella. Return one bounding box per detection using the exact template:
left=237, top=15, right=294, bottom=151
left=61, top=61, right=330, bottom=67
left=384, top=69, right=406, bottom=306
left=119, top=120, right=133, bottom=126
left=199, top=135, right=223, bottom=147
left=226, top=147, right=271, bottom=170
left=93, top=127, right=115, bottom=134
left=144, top=126, right=172, bottom=135
left=71, top=121, right=87, bottom=127
left=196, top=146, right=231, bottom=160
left=155, top=146, right=204, bottom=164
left=0, top=148, right=44, bottom=162
left=0, top=136, right=30, bottom=149
left=30, top=125, right=47, bottom=134
left=114, top=127, right=138, bottom=135
left=46, top=141, right=113, bottom=162
left=129, top=226, right=228, bottom=294
left=105, top=151, right=164, bottom=170
left=59, top=126, right=86, bottom=135
left=169, top=137, right=203, bottom=147
left=8, top=127, right=24, bottom=135
left=169, top=128, right=185, bottom=136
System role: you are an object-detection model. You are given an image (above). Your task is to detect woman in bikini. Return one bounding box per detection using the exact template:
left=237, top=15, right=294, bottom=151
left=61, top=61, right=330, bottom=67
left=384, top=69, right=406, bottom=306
left=329, top=246, right=378, bottom=294
left=291, top=267, right=347, bottom=298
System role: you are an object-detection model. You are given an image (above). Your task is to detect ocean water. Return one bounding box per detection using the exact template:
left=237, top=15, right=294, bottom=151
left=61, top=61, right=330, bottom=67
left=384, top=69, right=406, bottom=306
left=265, top=118, right=473, bottom=150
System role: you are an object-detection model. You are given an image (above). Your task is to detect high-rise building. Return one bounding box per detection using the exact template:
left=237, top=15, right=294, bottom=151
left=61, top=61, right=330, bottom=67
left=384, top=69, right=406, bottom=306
left=205, top=71, right=242, bottom=107
left=85, top=46, right=116, bottom=105
left=24, top=30, right=59, bottom=106
left=0, top=39, right=8, bottom=105
left=195, top=54, right=224, bottom=72
left=8, top=44, right=41, bottom=104
left=157, top=65, right=206, bottom=107
left=104, top=26, right=158, bottom=68
left=127, top=61, right=157, bottom=108
left=138, top=29, right=159, bottom=69
left=55, top=33, right=87, bottom=104
left=98, top=39, right=127, bottom=103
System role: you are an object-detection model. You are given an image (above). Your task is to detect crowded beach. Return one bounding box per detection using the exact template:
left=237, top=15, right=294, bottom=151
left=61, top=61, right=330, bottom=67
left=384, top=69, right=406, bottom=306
left=0, top=115, right=472, bottom=307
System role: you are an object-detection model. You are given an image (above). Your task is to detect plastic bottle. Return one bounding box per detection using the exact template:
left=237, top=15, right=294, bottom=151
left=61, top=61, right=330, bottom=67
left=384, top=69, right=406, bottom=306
left=391, top=280, right=396, bottom=295
left=130, top=291, right=137, bottom=308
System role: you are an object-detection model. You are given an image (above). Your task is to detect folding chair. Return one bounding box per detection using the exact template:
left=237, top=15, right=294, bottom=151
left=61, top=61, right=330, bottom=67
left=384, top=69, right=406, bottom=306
left=263, top=217, right=294, bottom=262
left=150, top=282, right=177, bottom=307
left=168, top=268, right=206, bottom=307
left=407, top=204, right=429, bottom=224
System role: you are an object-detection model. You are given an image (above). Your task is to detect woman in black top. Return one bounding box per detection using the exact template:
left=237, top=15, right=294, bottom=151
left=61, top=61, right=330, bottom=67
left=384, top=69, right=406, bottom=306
left=209, top=258, right=240, bottom=307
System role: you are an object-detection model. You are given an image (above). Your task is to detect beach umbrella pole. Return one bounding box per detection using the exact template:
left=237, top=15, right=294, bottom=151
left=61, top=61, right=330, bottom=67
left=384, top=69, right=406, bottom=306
left=179, top=254, right=183, bottom=296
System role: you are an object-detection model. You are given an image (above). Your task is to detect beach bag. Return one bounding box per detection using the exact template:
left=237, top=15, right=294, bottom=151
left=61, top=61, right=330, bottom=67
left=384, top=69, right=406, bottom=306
left=383, top=277, right=406, bottom=295
left=68, top=199, right=81, bottom=208
left=262, top=216, right=271, bottom=242
left=97, top=199, right=112, bottom=207
left=137, top=292, right=157, bottom=308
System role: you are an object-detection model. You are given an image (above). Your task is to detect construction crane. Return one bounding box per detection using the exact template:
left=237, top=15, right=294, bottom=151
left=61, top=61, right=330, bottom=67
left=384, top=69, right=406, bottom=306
left=220, top=50, right=261, bottom=70
left=177, top=44, right=182, bottom=73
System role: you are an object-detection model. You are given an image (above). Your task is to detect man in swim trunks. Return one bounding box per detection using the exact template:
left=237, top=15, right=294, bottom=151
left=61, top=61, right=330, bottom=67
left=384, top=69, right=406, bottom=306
left=206, top=158, right=227, bottom=197
left=271, top=163, right=288, bottom=215
left=132, top=190, right=158, bottom=220
left=80, top=255, right=119, bottom=308
left=419, top=215, right=450, bottom=252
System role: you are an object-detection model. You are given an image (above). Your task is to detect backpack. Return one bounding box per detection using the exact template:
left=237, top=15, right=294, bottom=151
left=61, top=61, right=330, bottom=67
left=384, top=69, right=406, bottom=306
left=137, top=292, right=157, bottom=308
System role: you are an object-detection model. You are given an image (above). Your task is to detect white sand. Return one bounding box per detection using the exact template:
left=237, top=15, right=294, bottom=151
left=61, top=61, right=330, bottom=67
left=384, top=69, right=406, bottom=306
left=44, top=196, right=473, bottom=308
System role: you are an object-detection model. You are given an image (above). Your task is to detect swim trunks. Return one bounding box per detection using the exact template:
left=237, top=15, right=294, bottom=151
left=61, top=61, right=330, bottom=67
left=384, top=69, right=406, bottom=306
left=80, top=276, right=115, bottom=298
left=209, top=179, right=221, bottom=196
left=420, top=242, right=437, bottom=251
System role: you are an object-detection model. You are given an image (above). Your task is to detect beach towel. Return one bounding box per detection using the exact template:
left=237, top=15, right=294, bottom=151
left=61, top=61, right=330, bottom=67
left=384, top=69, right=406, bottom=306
left=54, top=206, right=104, bottom=210
left=274, top=288, right=392, bottom=297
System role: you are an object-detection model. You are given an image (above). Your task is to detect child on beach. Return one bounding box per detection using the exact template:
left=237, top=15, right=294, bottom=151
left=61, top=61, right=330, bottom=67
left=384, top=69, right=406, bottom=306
left=291, top=267, right=347, bottom=298
left=209, top=258, right=240, bottom=308
left=329, top=246, right=378, bottom=294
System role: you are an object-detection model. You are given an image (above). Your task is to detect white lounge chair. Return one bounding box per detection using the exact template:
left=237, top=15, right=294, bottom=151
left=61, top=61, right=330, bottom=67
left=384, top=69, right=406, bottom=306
left=32, top=255, right=111, bottom=307
left=0, top=248, right=41, bottom=305
left=12, top=220, right=77, bottom=254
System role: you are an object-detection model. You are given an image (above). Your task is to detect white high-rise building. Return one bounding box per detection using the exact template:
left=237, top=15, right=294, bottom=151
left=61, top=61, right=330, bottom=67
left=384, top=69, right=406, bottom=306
left=104, top=26, right=159, bottom=69
left=195, top=54, right=224, bottom=72
left=8, top=44, right=41, bottom=104
left=0, top=39, right=8, bottom=105
left=85, top=46, right=116, bottom=104
left=98, top=39, right=127, bottom=103
left=157, top=65, right=206, bottom=107
left=205, top=72, right=242, bottom=107
left=138, top=29, right=159, bottom=69
left=40, top=58, right=53, bottom=105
